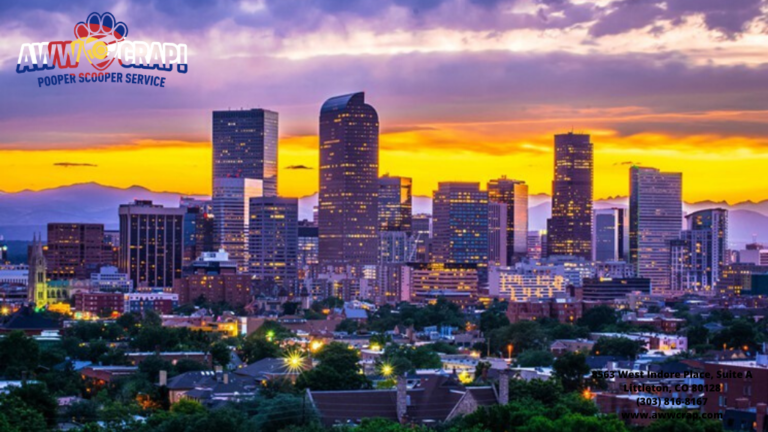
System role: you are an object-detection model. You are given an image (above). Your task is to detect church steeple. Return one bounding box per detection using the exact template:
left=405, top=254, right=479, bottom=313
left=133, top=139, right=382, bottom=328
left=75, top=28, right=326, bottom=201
left=28, top=233, right=48, bottom=307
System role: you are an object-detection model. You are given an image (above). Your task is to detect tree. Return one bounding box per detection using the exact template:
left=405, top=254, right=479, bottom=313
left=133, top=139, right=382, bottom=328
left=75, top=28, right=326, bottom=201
left=241, top=335, right=282, bottom=363
left=480, top=299, right=510, bottom=333
left=490, top=320, right=547, bottom=355
left=250, top=393, right=316, bottom=432
left=687, top=325, right=709, bottom=348
left=138, top=355, right=173, bottom=383
left=516, top=350, right=554, bottom=367
left=6, top=383, right=58, bottom=427
left=592, top=337, right=647, bottom=360
left=643, top=411, right=723, bottom=432
left=0, top=393, right=47, bottom=432
left=296, top=342, right=371, bottom=391
left=712, top=320, right=760, bottom=352
left=210, top=341, right=231, bottom=368
left=252, top=321, right=294, bottom=341
left=65, top=399, right=100, bottom=423
left=170, top=399, right=206, bottom=415
left=577, top=306, right=618, bottom=331
left=175, top=358, right=208, bottom=374
left=335, top=319, right=360, bottom=334
left=552, top=352, right=590, bottom=393
left=382, top=344, right=442, bottom=370
left=0, top=330, right=40, bottom=379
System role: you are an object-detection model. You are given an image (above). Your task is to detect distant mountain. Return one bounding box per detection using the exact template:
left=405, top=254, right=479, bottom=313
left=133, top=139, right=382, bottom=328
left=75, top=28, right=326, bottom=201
left=1, top=183, right=766, bottom=248
left=0, top=183, right=207, bottom=240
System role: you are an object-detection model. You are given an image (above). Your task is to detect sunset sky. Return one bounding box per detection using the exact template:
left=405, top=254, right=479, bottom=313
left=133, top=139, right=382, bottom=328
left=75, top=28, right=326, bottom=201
left=2, top=0, right=768, bottom=202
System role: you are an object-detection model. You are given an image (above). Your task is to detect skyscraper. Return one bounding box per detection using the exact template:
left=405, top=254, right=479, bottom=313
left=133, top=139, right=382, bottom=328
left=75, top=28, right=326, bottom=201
left=28, top=234, right=48, bottom=306
left=593, top=208, right=627, bottom=262
left=672, top=208, right=728, bottom=293
left=378, top=175, right=412, bottom=233
left=629, top=167, right=683, bottom=293
left=431, top=182, right=489, bottom=282
left=546, top=132, right=593, bottom=259
left=318, top=92, right=379, bottom=267
left=488, top=202, right=508, bottom=267
left=248, top=197, right=299, bottom=291
left=118, top=200, right=185, bottom=289
left=212, top=109, right=278, bottom=197
left=487, top=177, right=528, bottom=261
left=212, top=178, right=263, bottom=273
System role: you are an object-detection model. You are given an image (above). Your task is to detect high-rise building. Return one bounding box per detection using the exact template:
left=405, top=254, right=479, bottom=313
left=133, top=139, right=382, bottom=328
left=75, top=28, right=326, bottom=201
left=671, top=208, right=728, bottom=294
left=487, top=176, right=528, bottom=261
left=118, top=200, right=185, bottom=289
left=379, top=231, right=410, bottom=264
left=629, top=167, right=683, bottom=293
left=488, top=202, right=508, bottom=267
left=181, top=204, right=214, bottom=273
left=45, top=223, right=114, bottom=280
left=593, top=208, right=627, bottom=262
left=298, top=223, right=319, bottom=268
left=378, top=175, right=412, bottom=233
left=411, top=214, right=431, bottom=262
left=212, top=178, right=263, bottom=273
left=431, top=182, right=489, bottom=282
left=527, top=230, right=543, bottom=260
left=546, top=133, right=593, bottom=259
left=248, top=197, right=299, bottom=291
left=212, top=109, right=278, bottom=197
left=318, top=92, right=379, bottom=267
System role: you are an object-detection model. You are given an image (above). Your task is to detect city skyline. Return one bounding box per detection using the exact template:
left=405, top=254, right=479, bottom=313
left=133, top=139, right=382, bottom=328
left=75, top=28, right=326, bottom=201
left=3, top=2, right=768, bottom=202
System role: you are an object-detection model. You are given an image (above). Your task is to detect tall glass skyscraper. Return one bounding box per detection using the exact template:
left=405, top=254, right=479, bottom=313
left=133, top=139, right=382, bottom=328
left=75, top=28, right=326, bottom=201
left=212, top=109, right=278, bottom=197
left=546, top=133, right=593, bottom=259
left=432, top=182, right=489, bottom=282
left=593, top=208, right=626, bottom=262
left=248, top=197, right=299, bottom=291
left=318, top=92, right=379, bottom=267
left=672, top=208, right=728, bottom=293
left=487, top=176, right=528, bottom=261
left=378, top=175, right=412, bottom=233
left=629, top=166, right=683, bottom=293
left=212, top=178, right=263, bottom=273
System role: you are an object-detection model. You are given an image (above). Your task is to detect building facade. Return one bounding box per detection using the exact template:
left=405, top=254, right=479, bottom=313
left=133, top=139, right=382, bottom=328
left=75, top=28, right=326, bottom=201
left=593, top=208, right=626, bottom=262
left=46, top=223, right=114, bottom=280
left=487, top=177, right=528, bottom=261
left=546, top=133, right=593, bottom=259
left=318, top=92, right=379, bottom=267
left=629, top=167, right=683, bottom=293
left=212, top=178, right=263, bottom=273
left=118, top=200, right=185, bottom=289
left=432, top=182, right=489, bottom=282
left=212, top=109, right=278, bottom=197
left=248, top=197, right=299, bottom=290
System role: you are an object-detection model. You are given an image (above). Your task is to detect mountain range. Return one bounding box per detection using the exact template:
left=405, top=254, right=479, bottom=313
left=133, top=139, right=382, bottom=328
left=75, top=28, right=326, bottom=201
left=0, top=183, right=765, bottom=248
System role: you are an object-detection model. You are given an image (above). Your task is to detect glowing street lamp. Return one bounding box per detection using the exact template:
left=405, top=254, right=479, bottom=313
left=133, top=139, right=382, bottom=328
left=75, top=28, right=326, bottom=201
left=381, top=363, right=394, bottom=377
left=310, top=340, right=323, bottom=352
left=284, top=350, right=306, bottom=373
left=266, top=330, right=275, bottom=342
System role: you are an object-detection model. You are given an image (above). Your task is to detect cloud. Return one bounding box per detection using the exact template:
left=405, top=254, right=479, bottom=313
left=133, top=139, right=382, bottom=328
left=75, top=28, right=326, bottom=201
left=613, top=161, right=640, bottom=166
left=285, top=164, right=313, bottom=170
left=53, top=162, right=98, bottom=168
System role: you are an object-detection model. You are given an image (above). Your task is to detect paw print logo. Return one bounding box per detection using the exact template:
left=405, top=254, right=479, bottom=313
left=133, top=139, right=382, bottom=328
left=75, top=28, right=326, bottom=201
left=73, top=12, right=128, bottom=71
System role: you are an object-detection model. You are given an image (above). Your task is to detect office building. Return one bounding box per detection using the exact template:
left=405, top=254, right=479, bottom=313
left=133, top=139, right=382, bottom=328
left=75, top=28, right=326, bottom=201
left=318, top=92, right=379, bottom=267
left=46, top=223, right=114, bottom=280
left=685, top=208, right=728, bottom=291
left=546, top=132, right=593, bottom=259
left=212, top=109, right=278, bottom=197
left=298, top=223, right=319, bottom=268
left=581, top=277, right=651, bottom=301
left=488, top=202, right=508, bottom=267
left=90, top=266, right=133, bottom=292
left=248, top=197, right=299, bottom=290
left=181, top=202, right=215, bottom=272
left=527, top=230, right=543, bottom=260
left=379, top=231, right=410, bottom=264
left=118, top=200, right=185, bottom=289
left=432, top=182, right=489, bottom=282
left=593, top=208, right=627, bottom=262
left=488, top=266, right=566, bottom=301
left=212, top=178, right=263, bottom=273
left=402, top=263, right=479, bottom=306
left=411, top=214, right=431, bottom=262
left=173, top=250, right=253, bottom=307
left=487, top=176, right=528, bottom=261
left=629, top=167, right=683, bottom=293
left=378, top=175, right=412, bottom=233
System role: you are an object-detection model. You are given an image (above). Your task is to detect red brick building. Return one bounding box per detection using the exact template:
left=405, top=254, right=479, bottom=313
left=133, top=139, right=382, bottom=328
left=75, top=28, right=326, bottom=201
left=173, top=250, right=253, bottom=307
left=46, top=223, right=115, bottom=280
left=73, top=292, right=124, bottom=315
left=703, top=358, right=768, bottom=415
left=506, top=298, right=599, bottom=323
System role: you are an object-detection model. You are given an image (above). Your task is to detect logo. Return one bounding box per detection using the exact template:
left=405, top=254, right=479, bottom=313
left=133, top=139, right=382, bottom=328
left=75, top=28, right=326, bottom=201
left=17, top=12, right=187, bottom=88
